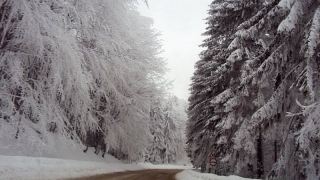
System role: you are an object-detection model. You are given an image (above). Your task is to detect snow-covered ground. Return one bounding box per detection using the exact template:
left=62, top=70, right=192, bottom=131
left=0, top=130, right=122, bottom=163
left=177, top=169, right=261, bottom=180
left=0, top=133, right=187, bottom=179
left=0, top=155, right=142, bottom=180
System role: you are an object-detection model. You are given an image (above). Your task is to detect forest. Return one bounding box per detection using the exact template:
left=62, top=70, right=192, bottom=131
left=0, top=0, right=186, bottom=165
left=187, top=0, right=320, bottom=180
left=0, top=0, right=319, bottom=180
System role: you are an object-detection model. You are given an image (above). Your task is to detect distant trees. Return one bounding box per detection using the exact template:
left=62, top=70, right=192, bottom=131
left=147, top=96, right=187, bottom=164
left=0, top=0, right=186, bottom=163
left=148, top=99, right=166, bottom=163
left=187, top=0, right=320, bottom=179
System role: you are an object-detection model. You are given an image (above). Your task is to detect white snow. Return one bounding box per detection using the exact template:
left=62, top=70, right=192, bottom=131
left=0, top=125, right=190, bottom=180
left=0, top=155, right=143, bottom=180
left=0, top=134, right=189, bottom=180
left=0, top=132, right=121, bottom=163
left=0, top=134, right=132, bottom=180
left=139, top=162, right=191, bottom=170
left=176, top=169, right=261, bottom=180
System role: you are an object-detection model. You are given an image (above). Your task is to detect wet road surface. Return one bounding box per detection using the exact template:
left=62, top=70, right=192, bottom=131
left=69, top=169, right=184, bottom=180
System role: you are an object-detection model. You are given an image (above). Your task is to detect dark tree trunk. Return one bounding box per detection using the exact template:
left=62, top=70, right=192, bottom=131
left=274, top=140, right=277, bottom=163
left=256, top=127, right=264, bottom=178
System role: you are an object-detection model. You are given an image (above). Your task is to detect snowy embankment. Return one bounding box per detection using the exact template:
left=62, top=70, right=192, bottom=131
left=176, top=169, right=261, bottom=180
left=0, top=132, right=186, bottom=179
left=0, top=155, right=143, bottom=180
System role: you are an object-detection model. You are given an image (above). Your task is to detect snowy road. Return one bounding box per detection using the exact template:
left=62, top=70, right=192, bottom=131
left=0, top=155, right=258, bottom=180
left=70, top=169, right=183, bottom=180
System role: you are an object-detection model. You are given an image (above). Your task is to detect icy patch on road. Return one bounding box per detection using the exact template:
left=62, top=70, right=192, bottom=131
left=176, top=169, right=261, bottom=180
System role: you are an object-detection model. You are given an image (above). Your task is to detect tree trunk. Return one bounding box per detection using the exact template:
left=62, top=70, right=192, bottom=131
left=274, top=140, right=277, bottom=163
left=256, top=127, right=264, bottom=178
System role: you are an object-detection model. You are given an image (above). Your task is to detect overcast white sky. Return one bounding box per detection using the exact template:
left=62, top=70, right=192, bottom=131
left=137, top=0, right=212, bottom=100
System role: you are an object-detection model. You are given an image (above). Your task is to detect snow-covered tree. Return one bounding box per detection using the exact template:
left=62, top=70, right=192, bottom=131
left=148, top=99, right=166, bottom=163
left=229, top=0, right=320, bottom=179
left=147, top=96, right=187, bottom=164
left=187, top=0, right=263, bottom=174
left=188, top=0, right=320, bottom=179
left=247, top=1, right=319, bottom=179
left=0, top=0, right=97, bottom=154
left=163, top=95, right=188, bottom=164
left=0, top=0, right=174, bottom=162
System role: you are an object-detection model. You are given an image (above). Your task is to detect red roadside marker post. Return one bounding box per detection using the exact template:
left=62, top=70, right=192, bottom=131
left=209, top=150, right=218, bottom=166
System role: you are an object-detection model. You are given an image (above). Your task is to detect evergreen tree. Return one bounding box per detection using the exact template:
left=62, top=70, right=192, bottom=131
left=187, top=0, right=263, bottom=174
left=147, top=96, right=187, bottom=164
left=188, top=0, right=320, bottom=179
left=148, top=99, right=166, bottom=163
left=233, top=0, right=320, bottom=179
left=163, top=95, right=187, bottom=164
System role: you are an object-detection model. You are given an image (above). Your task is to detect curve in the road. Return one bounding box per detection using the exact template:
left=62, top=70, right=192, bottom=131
left=71, top=169, right=184, bottom=180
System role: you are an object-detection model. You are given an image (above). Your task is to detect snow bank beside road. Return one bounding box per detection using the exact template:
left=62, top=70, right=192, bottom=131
left=139, top=162, right=191, bottom=170
left=0, top=155, right=143, bottom=180
left=176, top=169, right=260, bottom=180
left=0, top=133, right=122, bottom=164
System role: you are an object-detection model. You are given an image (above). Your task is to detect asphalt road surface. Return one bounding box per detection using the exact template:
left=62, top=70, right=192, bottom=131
left=70, top=169, right=184, bottom=180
